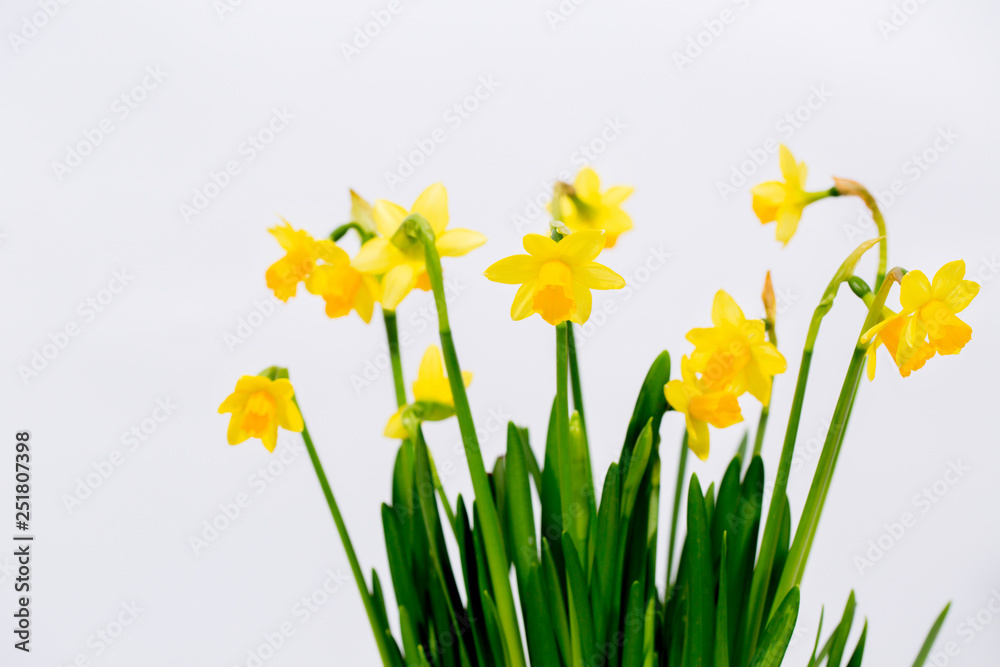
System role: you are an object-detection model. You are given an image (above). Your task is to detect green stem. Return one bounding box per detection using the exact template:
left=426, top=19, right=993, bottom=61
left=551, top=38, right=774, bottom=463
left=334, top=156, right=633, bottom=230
left=773, top=268, right=903, bottom=608
left=295, top=403, right=392, bottom=667
left=666, top=432, right=689, bottom=588
left=556, top=322, right=575, bottom=556
left=567, top=324, right=589, bottom=442
left=403, top=214, right=527, bottom=667
left=743, top=243, right=883, bottom=651
left=384, top=310, right=407, bottom=408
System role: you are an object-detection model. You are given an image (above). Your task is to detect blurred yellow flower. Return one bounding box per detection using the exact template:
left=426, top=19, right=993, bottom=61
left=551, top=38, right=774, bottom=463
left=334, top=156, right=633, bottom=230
left=552, top=167, right=634, bottom=248
left=751, top=145, right=829, bottom=245
left=665, top=356, right=743, bottom=461
left=352, top=183, right=486, bottom=310
left=385, top=345, right=472, bottom=439
left=864, top=260, right=979, bottom=379
left=686, top=290, right=787, bottom=406
left=484, top=230, right=625, bottom=326
left=218, top=376, right=303, bottom=452
left=305, top=245, right=380, bottom=323
left=265, top=222, right=339, bottom=301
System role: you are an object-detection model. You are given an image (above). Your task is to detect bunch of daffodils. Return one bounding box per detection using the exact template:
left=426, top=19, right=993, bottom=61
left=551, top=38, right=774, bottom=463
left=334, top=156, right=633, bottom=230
left=219, top=153, right=975, bottom=667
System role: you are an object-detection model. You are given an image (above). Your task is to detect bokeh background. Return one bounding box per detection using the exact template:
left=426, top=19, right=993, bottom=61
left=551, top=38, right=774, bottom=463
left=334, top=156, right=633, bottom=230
left=3, top=0, right=999, bottom=664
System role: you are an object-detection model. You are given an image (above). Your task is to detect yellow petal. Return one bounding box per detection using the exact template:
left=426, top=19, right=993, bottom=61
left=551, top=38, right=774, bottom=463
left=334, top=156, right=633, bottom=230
left=373, top=200, right=408, bottom=238
left=276, top=398, right=304, bottom=433
left=943, top=280, right=980, bottom=314
left=523, top=234, right=559, bottom=260
left=603, top=185, right=633, bottom=207
left=752, top=343, right=787, bottom=376
left=931, top=260, right=966, bottom=300
left=664, top=380, right=689, bottom=413
left=437, top=229, right=486, bottom=257
left=511, top=280, right=537, bottom=320
left=778, top=145, right=800, bottom=185
left=570, top=282, right=592, bottom=324
left=385, top=407, right=408, bottom=439
left=745, top=362, right=773, bottom=406
left=899, top=270, right=932, bottom=312
left=353, top=238, right=397, bottom=274
left=574, top=167, right=600, bottom=200
left=411, top=183, right=449, bottom=235
left=687, top=417, right=711, bottom=461
left=485, top=255, right=542, bottom=284
left=226, top=409, right=250, bottom=445
left=558, top=230, right=606, bottom=265
left=711, top=291, right=745, bottom=328
left=355, top=278, right=377, bottom=323
left=774, top=207, right=801, bottom=245
left=866, top=344, right=877, bottom=381
left=572, top=261, right=625, bottom=290
left=382, top=264, right=416, bottom=311
left=418, top=345, right=444, bottom=385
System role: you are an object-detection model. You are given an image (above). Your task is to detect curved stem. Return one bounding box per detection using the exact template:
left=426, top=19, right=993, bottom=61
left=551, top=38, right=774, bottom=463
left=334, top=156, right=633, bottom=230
left=403, top=214, right=527, bottom=667
left=383, top=310, right=407, bottom=408
left=833, top=178, right=889, bottom=291
left=295, top=402, right=392, bottom=666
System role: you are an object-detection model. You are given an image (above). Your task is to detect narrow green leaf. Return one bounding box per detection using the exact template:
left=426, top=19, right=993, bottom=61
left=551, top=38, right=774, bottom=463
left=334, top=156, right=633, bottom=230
left=807, top=607, right=825, bottom=667
left=563, top=533, right=596, bottom=664
left=400, top=605, right=420, bottom=667
left=912, top=603, right=951, bottom=667
left=748, top=587, right=800, bottom=667
left=684, top=474, right=714, bottom=667
left=481, top=591, right=511, bottom=667
left=382, top=505, right=423, bottom=632
left=829, top=591, right=857, bottom=667
left=623, top=580, right=645, bottom=667
left=541, top=540, right=572, bottom=664
left=591, top=463, right=620, bottom=645
left=622, top=420, right=654, bottom=521
left=516, top=425, right=543, bottom=492
left=715, top=534, right=730, bottom=667
left=505, top=422, right=539, bottom=579
left=846, top=621, right=867, bottom=667
left=620, top=350, right=671, bottom=466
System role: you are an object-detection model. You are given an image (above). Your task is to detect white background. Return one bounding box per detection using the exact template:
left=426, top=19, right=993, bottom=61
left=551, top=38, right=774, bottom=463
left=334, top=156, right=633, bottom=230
left=2, top=0, right=999, bottom=665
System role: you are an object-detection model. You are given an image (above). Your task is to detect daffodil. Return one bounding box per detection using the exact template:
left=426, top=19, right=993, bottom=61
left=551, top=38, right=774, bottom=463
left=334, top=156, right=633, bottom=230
left=304, top=244, right=380, bottom=323
left=265, top=222, right=340, bottom=301
left=551, top=167, right=634, bottom=248
left=484, top=230, right=625, bottom=326
left=686, top=290, right=787, bottom=405
left=863, top=260, right=979, bottom=379
left=352, top=184, right=486, bottom=310
left=665, top=357, right=743, bottom=460
left=218, top=375, right=303, bottom=452
left=751, top=145, right=831, bottom=245
left=385, top=345, right=472, bottom=439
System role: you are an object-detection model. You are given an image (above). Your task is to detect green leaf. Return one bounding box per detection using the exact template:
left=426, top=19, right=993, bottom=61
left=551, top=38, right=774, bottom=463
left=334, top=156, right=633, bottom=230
left=846, top=621, right=867, bottom=667
left=568, top=411, right=595, bottom=571
left=621, top=350, right=671, bottom=468
left=684, top=474, right=714, bottom=667
left=541, top=398, right=564, bottom=577
left=912, top=603, right=951, bottom=667
left=748, top=587, right=800, bottom=667
left=623, top=580, right=645, bottom=667
left=482, top=591, right=511, bottom=667
left=710, top=458, right=742, bottom=567
left=516, top=426, right=542, bottom=492
left=622, top=420, right=654, bottom=521
left=563, top=533, right=596, bottom=664
left=400, top=605, right=420, bottom=667
left=715, top=534, right=730, bottom=667
left=828, top=591, right=857, bottom=667
left=505, top=422, right=539, bottom=579
left=807, top=607, right=825, bottom=667
left=541, top=540, right=572, bottom=664
left=382, top=505, right=422, bottom=633
left=591, top=463, right=620, bottom=645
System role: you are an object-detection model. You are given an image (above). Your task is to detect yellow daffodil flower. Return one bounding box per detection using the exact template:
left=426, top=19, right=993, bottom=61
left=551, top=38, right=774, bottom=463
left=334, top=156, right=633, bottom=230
left=484, top=230, right=625, bottom=326
left=304, top=244, right=380, bottom=323
left=218, top=376, right=303, bottom=452
left=352, top=184, right=486, bottom=311
left=686, top=290, right=787, bottom=405
left=751, top=145, right=830, bottom=245
left=863, top=260, right=979, bottom=379
left=665, top=357, right=743, bottom=461
left=552, top=167, right=634, bottom=248
left=265, top=222, right=340, bottom=301
left=385, top=345, right=472, bottom=439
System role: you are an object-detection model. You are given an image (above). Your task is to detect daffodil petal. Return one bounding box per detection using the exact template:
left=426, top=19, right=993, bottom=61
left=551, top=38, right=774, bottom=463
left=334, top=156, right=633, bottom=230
left=373, top=200, right=409, bottom=238
left=899, top=270, right=932, bottom=312
left=437, top=228, right=486, bottom=257
left=774, top=207, right=801, bottom=245
left=573, top=261, right=625, bottom=290
left=931, top=260, right=966, bottom=300
left=570, top=282, right=592, bottom=324
left=523, top=234, right=559, bottom=260
left=711, top=291, right=745, bottom=328
left=382, top=264, right=416, bottom=311
left=603, top=185, right=633, bottom=207
left=352, top=238, right=396, bottom=274
left=511, top=280, right=537, bottom=320
left=485, top=255, right=542, bottom=284
left=574, top=167, right=600, bottom=199
left=411, top=183, right=449, bottom=235
left=943, top=280, right=980, bottom=313
left=385, top=407, right=408, bottom=439
left=558, top=230, right=606, bottom=264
